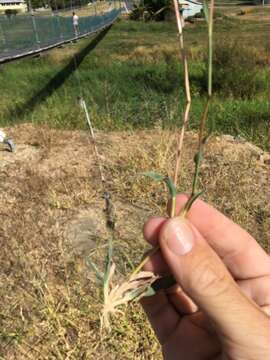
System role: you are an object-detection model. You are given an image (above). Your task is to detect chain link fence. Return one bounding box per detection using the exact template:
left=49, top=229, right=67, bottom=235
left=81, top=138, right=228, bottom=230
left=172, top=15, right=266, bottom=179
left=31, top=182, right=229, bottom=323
left=0, top=6, right=121, bottom=63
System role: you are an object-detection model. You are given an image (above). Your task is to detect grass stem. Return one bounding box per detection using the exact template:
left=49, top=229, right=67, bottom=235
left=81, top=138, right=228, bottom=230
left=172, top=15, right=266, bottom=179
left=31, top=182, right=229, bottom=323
left=173, top=0, right=191, bottom=187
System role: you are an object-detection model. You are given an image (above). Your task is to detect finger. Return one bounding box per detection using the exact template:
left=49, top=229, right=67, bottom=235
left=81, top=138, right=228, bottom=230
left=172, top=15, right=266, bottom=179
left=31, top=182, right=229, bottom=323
left=167, top=285, right=198, bottom=315
left=159, top=216, right=270, bottom=344
left=238, top=275, right=270, bottom=307
left=141, top=291, right=180, bottom=344
left=173, top=194, right=270, bottom=279
left=143, top=217, right=166, bottom=246
left=143, top=248, right=169, bottom=274
left=143, top=250, right=198, bottom=315
left=144, top=219, right=198, bottom=315
left=163, top=313, right=220, bottom=360
left=143, top=294, right=220, bottom=359
left=143, top=217, right=170, bottom=273
left=261, top=305, right=270, bottom=317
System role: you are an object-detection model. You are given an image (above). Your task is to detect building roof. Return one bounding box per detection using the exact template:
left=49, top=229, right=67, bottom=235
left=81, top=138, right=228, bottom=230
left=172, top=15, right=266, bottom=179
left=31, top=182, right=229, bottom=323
left=0, top=0, right=25, bottom=3
left=179, top=0, right=202, bottom=5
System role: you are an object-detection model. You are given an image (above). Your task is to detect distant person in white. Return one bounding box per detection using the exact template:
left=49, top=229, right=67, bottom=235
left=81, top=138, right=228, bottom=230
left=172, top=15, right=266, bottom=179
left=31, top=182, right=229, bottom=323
left=72, top=12, right=79, bottom=37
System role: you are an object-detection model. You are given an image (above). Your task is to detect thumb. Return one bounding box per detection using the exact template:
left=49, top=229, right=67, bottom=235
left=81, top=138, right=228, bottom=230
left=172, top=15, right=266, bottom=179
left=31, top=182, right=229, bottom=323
left=159, top=217, right=268, bottom=342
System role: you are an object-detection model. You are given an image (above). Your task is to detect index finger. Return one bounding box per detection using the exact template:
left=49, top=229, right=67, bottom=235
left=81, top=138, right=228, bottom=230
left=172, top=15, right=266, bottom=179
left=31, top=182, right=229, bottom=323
left=175, top=194, right=270, bottom=280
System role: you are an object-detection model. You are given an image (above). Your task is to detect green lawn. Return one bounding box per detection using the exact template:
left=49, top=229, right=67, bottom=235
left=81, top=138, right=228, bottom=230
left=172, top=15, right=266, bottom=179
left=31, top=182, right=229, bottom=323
left=0, top=13, right=270, bottom=149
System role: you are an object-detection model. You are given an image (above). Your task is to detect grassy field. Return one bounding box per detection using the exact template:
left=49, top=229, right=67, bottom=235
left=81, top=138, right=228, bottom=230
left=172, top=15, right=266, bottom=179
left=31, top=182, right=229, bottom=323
left=0, top=9, right=270, bottom=149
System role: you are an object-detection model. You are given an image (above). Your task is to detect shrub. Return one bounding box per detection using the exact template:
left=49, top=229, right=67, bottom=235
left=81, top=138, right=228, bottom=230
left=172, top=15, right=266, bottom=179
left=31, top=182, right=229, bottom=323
left=129, top=4, right=145, bottom=21
left=186, top=16, right=195, bottom=23
left=238, top=102, right=270, bottom=144
left=193, top=10, right=204, bottom=19
left=5, top=9, right=18, bottom=17
left=129, top=0, right=171, bottom=21
left=237, top=9, right=246, bottom=16
left=131, top=62, right=180, bottom=93
left=211, top=40, right=264, bottom=99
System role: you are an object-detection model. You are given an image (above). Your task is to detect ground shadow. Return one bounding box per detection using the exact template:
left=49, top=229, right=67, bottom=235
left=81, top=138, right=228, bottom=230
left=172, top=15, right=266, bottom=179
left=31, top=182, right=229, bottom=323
left=6, top=26, right=112, bottom=120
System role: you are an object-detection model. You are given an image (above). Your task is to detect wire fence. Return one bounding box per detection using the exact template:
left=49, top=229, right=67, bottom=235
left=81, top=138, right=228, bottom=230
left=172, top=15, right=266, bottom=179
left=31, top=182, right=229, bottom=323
left=0, top=5, right=121, bottom=63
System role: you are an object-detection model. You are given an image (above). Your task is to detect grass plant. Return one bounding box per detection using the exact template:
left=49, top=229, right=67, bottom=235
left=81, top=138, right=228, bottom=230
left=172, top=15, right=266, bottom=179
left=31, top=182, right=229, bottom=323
left=87, top=0, right=216, bottom=331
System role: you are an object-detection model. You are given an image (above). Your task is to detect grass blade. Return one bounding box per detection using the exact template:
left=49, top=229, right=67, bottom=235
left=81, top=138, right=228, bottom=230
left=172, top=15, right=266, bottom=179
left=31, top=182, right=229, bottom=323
left=203, top=0, right=209, bottom=23
left=140, top=171, right=165, bottom=182
left=141, top=172, right=177, bottom=199
left=86, top=257, right=104, bottom=282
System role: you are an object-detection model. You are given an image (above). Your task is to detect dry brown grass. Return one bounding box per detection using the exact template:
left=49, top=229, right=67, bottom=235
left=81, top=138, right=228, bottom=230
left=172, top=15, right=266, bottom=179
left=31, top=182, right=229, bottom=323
left=60, top=2, right=114, bottom=18
left=236, top=6, right=270, bottom=21
left=0, top=124, right=269, bottom=359
left=46, top=46, right=83, bottom=63
left=115, top=43, right=205, bottom=64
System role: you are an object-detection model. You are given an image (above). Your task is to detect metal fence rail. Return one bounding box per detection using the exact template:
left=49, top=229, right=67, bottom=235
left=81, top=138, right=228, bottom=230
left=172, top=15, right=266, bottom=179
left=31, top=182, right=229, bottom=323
left=0, top=8, right=120, bottom=64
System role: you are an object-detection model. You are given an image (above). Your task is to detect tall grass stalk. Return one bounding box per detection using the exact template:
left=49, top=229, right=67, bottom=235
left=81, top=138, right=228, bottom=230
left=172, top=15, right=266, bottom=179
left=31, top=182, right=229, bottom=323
left=172, top=0, right=191, bottom=190
left=208, top=0, right=214, bottom=98
left=187, top=0, right=214, bottom=203
left=132, top=0, right=215, bottom=273
left=98, top=0, right=215, bottom=329
left=129, top=0, right=215, bottom=274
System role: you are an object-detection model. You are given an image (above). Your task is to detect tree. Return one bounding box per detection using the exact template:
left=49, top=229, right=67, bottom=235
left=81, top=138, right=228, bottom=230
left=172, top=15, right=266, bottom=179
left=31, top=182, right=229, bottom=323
left=130, top=0, right=171, bottom=21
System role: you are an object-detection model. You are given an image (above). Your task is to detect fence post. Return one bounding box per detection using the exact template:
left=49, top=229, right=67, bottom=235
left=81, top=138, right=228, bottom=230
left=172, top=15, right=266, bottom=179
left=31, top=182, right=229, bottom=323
left=0, top=20, right=7, bottom=47
left=55, top=8, right=64, bottom=41
left=29, top=0, right=41, bottom=49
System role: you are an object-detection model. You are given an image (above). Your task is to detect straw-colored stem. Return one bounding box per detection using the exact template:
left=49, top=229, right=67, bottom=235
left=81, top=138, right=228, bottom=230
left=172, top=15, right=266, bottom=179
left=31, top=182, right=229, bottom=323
left=173, top=101, right=191, bottom=186
left=179, top=0, right=215, bottom=218
left=130, top=245, right=160, bottom=278
left=130, top=2, right=192, bottom=279
left=170, top=196, right=176, bottom=218
left=128, top=1, right=215, bottom=284
left=189, top=0, right=214, bottom=201
left=208, top=0, right=214, bottom=98
left=191, top=99, right=210, bottom=196
left=173, top=0, right=191, bottom=187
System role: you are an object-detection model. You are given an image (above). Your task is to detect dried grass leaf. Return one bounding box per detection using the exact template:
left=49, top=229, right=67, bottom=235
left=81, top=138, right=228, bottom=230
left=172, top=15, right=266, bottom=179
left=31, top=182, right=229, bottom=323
left=101, top=269, right=159, bottom=330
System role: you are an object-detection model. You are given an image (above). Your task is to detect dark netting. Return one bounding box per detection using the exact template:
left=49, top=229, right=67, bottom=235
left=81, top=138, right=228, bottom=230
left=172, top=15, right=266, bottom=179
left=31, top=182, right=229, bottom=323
left=0, top=7, right=120, bottom=63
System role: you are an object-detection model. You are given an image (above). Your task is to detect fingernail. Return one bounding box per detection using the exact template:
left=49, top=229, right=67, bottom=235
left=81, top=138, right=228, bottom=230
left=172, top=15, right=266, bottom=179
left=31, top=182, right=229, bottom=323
left=162, top=217, right=195, bottom=255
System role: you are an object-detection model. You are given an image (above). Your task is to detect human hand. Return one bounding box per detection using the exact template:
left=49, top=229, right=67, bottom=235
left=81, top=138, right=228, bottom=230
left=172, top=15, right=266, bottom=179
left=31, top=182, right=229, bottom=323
left=141, top=194, right=270, bottom=360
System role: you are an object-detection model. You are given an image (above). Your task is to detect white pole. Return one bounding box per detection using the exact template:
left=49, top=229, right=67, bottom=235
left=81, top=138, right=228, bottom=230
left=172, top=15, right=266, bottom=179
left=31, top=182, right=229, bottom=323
left=80, top=98, right=105, bottom=183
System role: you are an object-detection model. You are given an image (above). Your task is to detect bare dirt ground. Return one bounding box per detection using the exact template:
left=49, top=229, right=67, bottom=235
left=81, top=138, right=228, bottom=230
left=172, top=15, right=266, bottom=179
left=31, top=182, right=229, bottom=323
left=0, top=124, right=269, bottom=359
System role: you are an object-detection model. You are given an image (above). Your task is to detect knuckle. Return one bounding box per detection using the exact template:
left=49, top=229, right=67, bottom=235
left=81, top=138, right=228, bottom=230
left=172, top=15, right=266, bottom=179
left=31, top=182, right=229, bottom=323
left=187, top=253, right=230, bottom=298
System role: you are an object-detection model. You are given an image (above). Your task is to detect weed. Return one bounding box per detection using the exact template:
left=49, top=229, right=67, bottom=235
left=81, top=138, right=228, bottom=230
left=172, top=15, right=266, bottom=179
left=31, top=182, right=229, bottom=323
left=211, top=39, right=265, bottom=99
